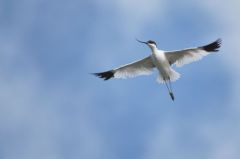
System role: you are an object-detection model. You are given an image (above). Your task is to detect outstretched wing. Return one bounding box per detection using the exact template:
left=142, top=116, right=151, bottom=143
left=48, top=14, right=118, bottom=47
left=94, top=56, right=155, bottom=80
left=165, top=39, right=221, bottom=67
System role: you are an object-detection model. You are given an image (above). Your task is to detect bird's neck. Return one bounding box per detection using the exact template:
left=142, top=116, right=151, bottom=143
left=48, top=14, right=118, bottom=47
left=150, top=46, right=158, bottom=54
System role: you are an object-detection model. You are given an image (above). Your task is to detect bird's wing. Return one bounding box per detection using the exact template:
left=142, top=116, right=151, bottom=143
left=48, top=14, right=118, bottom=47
left=165, top=39, right=221, bottom=67
left=94, top=56, right=155, bottom=80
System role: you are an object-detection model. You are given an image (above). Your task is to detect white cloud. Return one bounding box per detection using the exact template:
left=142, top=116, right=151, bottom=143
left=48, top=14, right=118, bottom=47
left=200, top=0, right=240, bottom=113
left=94, top=0, right=167, bottom=35
left=142, top=1, right=240, bottom=159
left=0, top=1, right=113, bottom=159
left=1, top=0, right=240, bottom=159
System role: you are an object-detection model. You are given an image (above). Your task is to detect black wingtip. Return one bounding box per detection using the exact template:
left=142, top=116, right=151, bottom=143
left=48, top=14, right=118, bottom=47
left=93, top=70, right=114, bottom=80
left=200, top=39, right=222, bottom=52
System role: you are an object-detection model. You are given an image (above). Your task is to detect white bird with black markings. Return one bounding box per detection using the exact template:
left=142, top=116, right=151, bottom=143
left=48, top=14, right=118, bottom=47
left=94, top=39, right=222, bottom=101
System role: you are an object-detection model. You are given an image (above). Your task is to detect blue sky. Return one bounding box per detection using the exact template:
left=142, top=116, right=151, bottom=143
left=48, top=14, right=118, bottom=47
left=0, top=0, right=240, bottom=159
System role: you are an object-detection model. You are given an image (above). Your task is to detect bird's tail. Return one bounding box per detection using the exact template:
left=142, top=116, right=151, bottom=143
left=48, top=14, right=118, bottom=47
left=157, top=69, right=180, bottom=83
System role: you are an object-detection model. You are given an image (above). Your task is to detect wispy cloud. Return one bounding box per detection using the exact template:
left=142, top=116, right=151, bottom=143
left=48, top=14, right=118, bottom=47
left=0, top=0, right=239, bottom=159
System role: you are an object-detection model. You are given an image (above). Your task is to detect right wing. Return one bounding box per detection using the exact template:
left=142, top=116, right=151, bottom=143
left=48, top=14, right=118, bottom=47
left=94, top=56, right=155, bottom=80
left=165, top=39, right=221, bottom=67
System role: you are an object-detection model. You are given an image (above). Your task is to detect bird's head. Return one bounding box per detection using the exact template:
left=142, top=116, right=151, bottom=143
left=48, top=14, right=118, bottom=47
left=136, top=39, right=157, bottom=49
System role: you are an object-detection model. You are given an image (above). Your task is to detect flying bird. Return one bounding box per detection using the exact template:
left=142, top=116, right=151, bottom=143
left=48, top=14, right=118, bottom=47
left=94, top=39, right=221, bottom=101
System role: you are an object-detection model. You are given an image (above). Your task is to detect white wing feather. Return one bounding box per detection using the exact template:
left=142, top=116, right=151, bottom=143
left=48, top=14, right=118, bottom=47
left=165, top=49, right=209, bottom=67
left=113, top=56, right=155, bottom=78
left=165, top=39, right=221, bottom=67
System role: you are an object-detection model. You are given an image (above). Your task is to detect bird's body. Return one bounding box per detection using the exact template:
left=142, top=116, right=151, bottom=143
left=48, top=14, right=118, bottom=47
left=152, top=49, right=168, bottom=76
left=152, top=49, right=178, bottom=83
left=94, top=39, right=221, bottom=101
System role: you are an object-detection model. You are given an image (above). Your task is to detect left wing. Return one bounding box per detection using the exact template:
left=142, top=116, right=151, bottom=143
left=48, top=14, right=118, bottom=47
left=165, top=39, right=221, bottom=67
left=94, top=56, right=155, bottom=80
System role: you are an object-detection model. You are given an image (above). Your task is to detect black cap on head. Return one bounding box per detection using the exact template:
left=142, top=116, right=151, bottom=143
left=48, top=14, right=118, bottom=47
left=136, top=39, right=157, bottom=46
left=147, top=40, right=157, bottom=46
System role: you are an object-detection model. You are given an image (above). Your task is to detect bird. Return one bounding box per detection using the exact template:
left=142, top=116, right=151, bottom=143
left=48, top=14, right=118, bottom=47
left=94, top=38, right=222, bottom=101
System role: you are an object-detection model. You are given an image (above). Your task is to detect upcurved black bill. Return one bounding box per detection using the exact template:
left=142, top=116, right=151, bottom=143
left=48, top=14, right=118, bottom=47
left=136, top=39, right=147, bottom=44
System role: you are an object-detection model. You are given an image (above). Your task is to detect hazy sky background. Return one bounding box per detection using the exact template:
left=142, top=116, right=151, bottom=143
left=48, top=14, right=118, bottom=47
left=0, top=0, right=240, bottom=159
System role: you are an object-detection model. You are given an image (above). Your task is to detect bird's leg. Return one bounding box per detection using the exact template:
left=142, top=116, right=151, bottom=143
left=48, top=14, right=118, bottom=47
left=168, top=78, right=175, bottom=101
left=164, top=77, right=174, bottom=101
left=164, top=78, right=174, bottom=101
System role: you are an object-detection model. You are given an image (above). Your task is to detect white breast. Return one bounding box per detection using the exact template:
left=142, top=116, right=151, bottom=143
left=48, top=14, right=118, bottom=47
left=152, top=50, right=170, bottom=71
left=152, top=50, right=176, bottom=82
